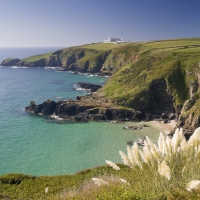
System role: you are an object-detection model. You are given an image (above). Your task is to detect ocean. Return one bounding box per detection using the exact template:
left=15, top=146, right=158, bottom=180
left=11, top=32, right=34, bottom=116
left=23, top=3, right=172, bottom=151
left=0, top=47, right=161, bottom=176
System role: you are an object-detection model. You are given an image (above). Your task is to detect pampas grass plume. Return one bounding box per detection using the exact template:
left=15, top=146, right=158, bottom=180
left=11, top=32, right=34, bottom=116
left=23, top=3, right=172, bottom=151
left=105, top=160, right=120, bottom=170
left=158, top=160, right=171, bottom=180
left=119, top=150, right=132, bottom=168
left=127, top=146, right=137, bottom=167
left=45, top=187, right=49, bottom=193
left=186, top=180, right=200, bottom=192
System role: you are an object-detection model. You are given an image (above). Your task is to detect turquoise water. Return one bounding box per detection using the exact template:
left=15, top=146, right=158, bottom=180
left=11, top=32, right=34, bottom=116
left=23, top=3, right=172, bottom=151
left=0, top=48, right=161, bottom=176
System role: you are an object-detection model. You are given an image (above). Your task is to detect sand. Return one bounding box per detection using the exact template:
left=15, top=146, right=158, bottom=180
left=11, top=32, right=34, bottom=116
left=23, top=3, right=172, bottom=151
left=148, top=120, right=177, bottom=134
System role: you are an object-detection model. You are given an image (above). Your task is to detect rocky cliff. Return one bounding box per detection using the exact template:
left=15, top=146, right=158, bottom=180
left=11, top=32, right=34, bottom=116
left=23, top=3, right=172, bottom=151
left=3, top=39, right=200, bottom=131
left=25, top=96, right=159, bottom=122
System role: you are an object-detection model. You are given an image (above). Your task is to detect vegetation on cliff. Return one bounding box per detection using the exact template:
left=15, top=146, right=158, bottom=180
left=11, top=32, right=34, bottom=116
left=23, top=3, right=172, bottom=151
left=101, top=38, right=200, bottom=129
left=2, top=39, right=200, bottom=128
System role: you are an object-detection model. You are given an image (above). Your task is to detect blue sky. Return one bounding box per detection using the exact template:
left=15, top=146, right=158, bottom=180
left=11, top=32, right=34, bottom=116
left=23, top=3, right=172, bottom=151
left=0, top=0, right=200, bottom=47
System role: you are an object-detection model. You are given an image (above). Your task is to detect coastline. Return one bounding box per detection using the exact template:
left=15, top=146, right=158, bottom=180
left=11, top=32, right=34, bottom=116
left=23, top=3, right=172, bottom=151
left=149, top=120, right=176, bottom=134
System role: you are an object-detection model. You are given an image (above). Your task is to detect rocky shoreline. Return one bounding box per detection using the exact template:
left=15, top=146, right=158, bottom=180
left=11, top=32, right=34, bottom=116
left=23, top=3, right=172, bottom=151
left=25, top=83, right=176, bottom=124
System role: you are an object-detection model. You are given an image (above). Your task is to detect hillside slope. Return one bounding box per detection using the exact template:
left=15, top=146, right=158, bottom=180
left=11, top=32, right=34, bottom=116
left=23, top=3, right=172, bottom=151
left=101, top=38, right=200, bottom=130
left=2, top=39, right=200, bottom=130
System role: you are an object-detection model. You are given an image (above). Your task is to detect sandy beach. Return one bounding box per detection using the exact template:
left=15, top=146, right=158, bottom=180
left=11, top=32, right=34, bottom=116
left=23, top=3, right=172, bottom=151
left=148, top=120, right=177, bottom=134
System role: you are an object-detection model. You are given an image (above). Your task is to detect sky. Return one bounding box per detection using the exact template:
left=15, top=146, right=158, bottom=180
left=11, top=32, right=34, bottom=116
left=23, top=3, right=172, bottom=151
left=0, top=0, right=200, bottom=47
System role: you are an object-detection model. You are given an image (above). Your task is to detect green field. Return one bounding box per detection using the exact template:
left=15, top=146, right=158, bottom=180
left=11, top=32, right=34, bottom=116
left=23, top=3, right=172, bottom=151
left=83, top=42, right=131, bottom=50
left=22, top=52, right=53, bottom=62
left=144, top=38, right=200, bottom=49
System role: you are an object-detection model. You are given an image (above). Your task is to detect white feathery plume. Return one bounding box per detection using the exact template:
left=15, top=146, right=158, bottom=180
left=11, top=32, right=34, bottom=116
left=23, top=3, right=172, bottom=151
left=145, top=136, right=159, bottom=162
left=180, top=137, right=187, bottom=152
left=120, top=178, right=130, bottom=185
left=179, top=128, right=184, bottom=140
left=45, top=187, right=49, bottom=193
left=150, top=148, right=159, bottom=164
left=171, top=128, right=180, bottom=153
left=166, top=137, right=172, bottom=158
left=154, top=144, right=161, bottom=164
left=188, top=127, right=200, bottom=147
left=119, top=151, right=132, bottom=168
left=150, top=142, right=160, bottom=163
left=160, top=132, right=169, bottom=157
left=154, top=143, right=160, bottom=154
left=197, top=146, right=200, bottom=155
left=105, top=160, right=120, bottom=170
left=139, top=150, right=150, bottom=166
left=146, top=136, right=156, bottom=151
left=92, top=178, right=108, bottom=186
left=186, top=180, right=200, bottom=192
left=143, top=146, right=156, bottom=168
left=143, top=139, right=148, bottom=148
left=127, top=146, right=137, bottom=167
left=194, top=146, right=200, bottom=157
left=132, top=142, right=142, bottom=168
left=158, top=133, right=165, bottom=156
left=178, top=128, right=184, bottom=146
left=158, top=160, right=171, bottom=180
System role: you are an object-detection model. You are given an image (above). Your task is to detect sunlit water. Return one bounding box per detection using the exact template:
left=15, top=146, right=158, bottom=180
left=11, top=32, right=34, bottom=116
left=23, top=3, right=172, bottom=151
left=0, top=48, right=161, bottom=176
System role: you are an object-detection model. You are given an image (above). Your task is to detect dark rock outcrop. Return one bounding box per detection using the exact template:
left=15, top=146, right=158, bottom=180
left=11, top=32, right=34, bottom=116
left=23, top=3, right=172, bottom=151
left=75, top=82, right=102, bottom=92
left=25, top=96, right=166, bottom=123
left=25, top=100, right=57, bottom=115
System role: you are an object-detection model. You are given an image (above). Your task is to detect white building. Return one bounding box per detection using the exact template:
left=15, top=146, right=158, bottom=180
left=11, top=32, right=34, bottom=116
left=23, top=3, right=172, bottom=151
left=104, top=35, right=125, bottom=44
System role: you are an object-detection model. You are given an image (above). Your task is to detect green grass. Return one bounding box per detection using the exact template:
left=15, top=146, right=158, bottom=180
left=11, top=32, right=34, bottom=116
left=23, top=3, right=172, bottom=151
left=22, top=52, right=53, bottom=62
left=83, top=42, right=131, bottom=50
left=1, top=163, right=200, bottom=199
left=0, top=165, right=126, bottom=200
left=102, top=38, right=200, bottom=110
left=144, top=38, right=200, bottom=49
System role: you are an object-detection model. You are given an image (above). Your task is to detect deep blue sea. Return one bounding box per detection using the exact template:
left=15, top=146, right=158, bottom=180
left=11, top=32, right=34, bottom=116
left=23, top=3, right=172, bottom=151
left=0, top=47, right=160, bottom=176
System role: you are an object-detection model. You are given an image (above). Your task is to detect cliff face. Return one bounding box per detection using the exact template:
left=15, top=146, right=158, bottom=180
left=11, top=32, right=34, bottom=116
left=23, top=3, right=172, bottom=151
left=0, top=46, right=111, bottom=73
left=102, top=44, right=142, bottom=72
left=60, top=48, right=111, bottom=73
left=100, top=39, right=200, bottom=130
left=3, top=40, right=200, bottom=130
